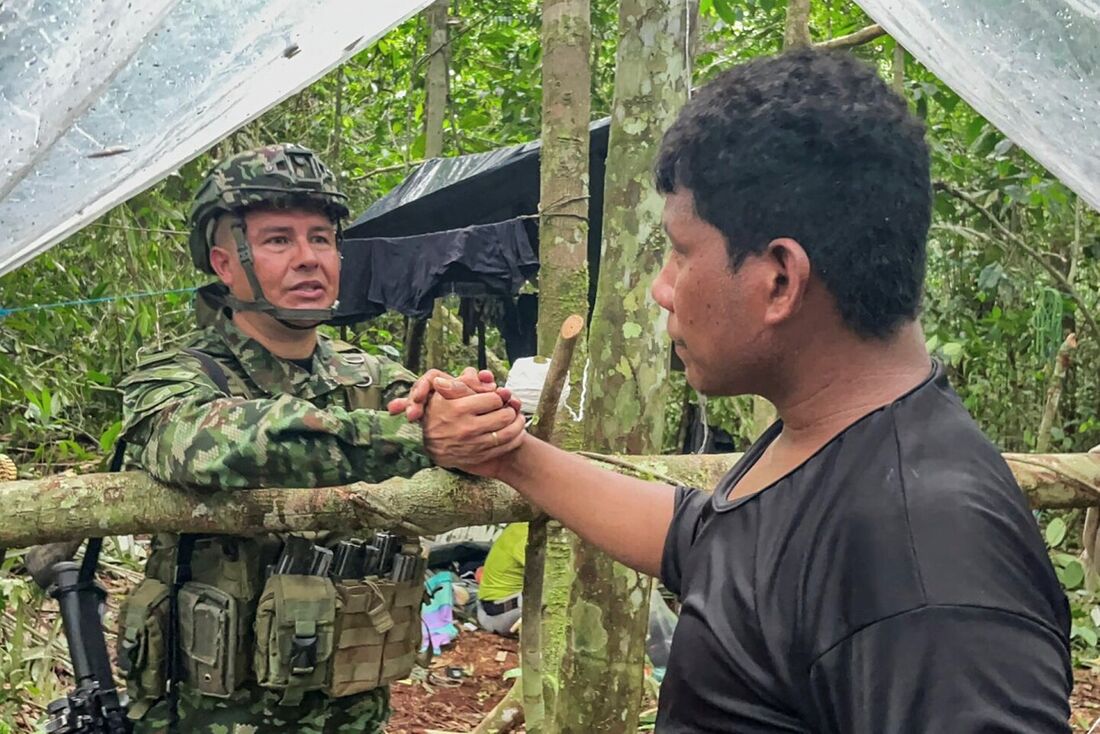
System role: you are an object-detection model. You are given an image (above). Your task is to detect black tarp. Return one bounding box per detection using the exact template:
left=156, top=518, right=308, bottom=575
left=337, top=119, right=611, bottom=317
left=346, top=118, right=611, bottom=240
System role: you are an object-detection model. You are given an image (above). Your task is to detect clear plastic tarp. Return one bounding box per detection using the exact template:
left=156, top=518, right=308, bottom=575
left=855, top=0, right=1100, bottom=212
left=0, top=0, right=433, bottom=276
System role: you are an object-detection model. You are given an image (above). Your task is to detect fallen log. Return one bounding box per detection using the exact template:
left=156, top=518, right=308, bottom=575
left=1, top=452, right=1098, bottom=548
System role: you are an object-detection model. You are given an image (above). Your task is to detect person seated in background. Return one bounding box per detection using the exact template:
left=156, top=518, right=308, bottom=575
left=476, top=522, right=528, bottom=636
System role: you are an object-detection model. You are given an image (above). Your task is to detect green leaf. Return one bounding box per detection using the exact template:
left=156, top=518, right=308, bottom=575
left=1045, top=517, right=1067, bottom=548
left=991, top=137, right=1015, bottom=158
left=86, top=370, right=112, bottom=386
left=99, top=420, right=123, bottom=453
left=1073, top=624, right=1098, bottom=648
left=976, top=263, right=1003, bottom=292
left=1059, top=560, right=1085, bottom=590
left=711, top=0, right=738, bottom=24
left=941, top=342, right=964, bottom=362
left=965, top=117, right=988, bottom=145
left=1054, top=552, right=1078, bottom=568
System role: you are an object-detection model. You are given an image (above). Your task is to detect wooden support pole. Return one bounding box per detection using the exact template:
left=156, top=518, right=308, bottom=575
left=521, top=314, right=585, bottom=734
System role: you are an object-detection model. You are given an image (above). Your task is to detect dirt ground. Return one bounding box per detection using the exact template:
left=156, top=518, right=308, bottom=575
left=1071, top=668, right=1100, bottom=732
left=387, top=629, right=520, bottom=734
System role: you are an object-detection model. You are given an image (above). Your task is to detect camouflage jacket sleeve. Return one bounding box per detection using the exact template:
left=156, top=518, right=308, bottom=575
left=119, top=354, right=431, bottom=490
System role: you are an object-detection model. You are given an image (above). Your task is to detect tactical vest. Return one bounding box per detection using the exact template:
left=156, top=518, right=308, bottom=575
left=116, top=344, right=424, bottom=718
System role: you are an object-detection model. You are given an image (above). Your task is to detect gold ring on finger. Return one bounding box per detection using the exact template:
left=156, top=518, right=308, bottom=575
left=492, top=430, right=500, bottom=446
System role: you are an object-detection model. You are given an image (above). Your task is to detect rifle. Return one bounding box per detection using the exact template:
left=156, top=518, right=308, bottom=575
left=44, top=539, right=131, bottom=734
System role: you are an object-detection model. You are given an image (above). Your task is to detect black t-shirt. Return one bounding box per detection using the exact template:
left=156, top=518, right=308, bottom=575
left=659, top=363, right=1072, bottom=733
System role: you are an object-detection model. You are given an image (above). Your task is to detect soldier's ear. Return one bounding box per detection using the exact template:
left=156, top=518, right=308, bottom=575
left=209, top=246, right=234, bottom=283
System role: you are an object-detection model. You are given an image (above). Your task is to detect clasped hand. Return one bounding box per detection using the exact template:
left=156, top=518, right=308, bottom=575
left=387, top=367, right=526, bottom=476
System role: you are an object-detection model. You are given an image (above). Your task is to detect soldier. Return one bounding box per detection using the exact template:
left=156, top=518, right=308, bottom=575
left=116, top=143, right=522, bottom=733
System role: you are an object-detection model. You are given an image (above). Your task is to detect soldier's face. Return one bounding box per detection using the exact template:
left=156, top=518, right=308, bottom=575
left=210, top=208, right=340, bottom=311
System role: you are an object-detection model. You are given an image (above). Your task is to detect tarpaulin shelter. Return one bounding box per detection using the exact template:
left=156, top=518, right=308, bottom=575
left=0, top=0, right=1097, bottom=280
left=860, top=0, right=1100, bottom=213
left=330, top=120, right=610, bottom=330
left=0, top=0, right=434, bottom=277
left=328, top=120, right=610, bottom=365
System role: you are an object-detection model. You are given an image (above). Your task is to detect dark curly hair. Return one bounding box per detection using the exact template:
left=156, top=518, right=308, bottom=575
left=655, top=48, right=931, bottom=339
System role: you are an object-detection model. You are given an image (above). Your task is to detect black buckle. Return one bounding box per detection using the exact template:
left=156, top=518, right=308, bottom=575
left=291, top=634, right=318, bottom=674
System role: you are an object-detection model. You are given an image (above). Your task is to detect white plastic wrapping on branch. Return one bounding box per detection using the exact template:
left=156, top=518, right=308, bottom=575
left=504, top=357, right=570, bottom=416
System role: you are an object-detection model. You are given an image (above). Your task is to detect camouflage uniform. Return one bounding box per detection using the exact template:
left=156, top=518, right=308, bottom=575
left=120, top=299, right=427, bottom=491
left=120, top=298, right=430, bottom=734
left=117, top=144, right=431, bottom=734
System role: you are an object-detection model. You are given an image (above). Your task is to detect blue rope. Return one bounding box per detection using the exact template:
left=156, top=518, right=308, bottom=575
left=0, top=287, right=198, bottom=318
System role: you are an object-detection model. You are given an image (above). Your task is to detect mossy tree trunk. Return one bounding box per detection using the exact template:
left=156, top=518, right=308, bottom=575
left=423, top=0, right=450, bottom=371
left=534, top=0, right=592, bottom=730
left=555, top=0, right=692, bottom=730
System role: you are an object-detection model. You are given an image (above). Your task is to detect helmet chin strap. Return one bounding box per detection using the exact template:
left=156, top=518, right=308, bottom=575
left=227, top=217, right=338, bottom=330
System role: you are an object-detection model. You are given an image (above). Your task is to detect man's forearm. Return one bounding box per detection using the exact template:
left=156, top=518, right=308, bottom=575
left=495, top=438, right=675, bottom=576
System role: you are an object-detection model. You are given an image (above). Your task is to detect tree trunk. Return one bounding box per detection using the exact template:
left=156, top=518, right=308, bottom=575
left=424, top=0, right=450, bottom=371
left=892, top=42, right=905, bottom=96
left=440, top=303, right=509, bottom=378
left=784, top=0, right=812, bottom=49
left=537, top=0, right=591, bottom=409
left=585, top=0, right=688, bottom=456
left=751, top=397, right=778, bottom=437
left=535, top=0, right=592, bottom=729
left=556, top=0, right=691, bottom=730
left=404, top=317, right=428, bottom=372
left=1, top=452, right=1098, bottom=547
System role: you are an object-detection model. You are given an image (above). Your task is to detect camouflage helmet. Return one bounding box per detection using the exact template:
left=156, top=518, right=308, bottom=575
left=188, top=143, right=350, bottom=273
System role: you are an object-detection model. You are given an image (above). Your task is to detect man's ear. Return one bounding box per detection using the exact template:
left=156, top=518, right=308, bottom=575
left=208, top=246, right=234, bottom=284
left=761, top=237, right=811, bottom=327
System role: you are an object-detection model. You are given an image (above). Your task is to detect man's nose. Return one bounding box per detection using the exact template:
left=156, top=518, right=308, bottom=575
left=651, top=262, right=675, bottom=313
left=291, top=238, right=320, bottom=268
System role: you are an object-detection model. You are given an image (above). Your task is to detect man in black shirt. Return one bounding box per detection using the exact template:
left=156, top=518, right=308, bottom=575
left=397, top=48, right=1072, bottom=732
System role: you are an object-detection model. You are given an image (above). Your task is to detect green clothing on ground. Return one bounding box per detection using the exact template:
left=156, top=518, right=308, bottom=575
left=120, top=296, right=431, bottom=733
left=479, top=523, right=529, bottom=602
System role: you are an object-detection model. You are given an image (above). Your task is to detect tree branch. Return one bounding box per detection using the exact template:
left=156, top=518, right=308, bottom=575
left=814, top=24, right=885, bottom=50
left=1037, top=333, right=1077, bottom=453
left=349, top=159, right=426, bottom=183
left=1, top=452, right=1099, bottom=547
left=522, top=314, right=584, bottom=733
left=934, top=181, right=1100, bottom=347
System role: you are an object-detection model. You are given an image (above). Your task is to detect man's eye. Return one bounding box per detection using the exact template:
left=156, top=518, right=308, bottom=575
left=265, top=237, right=290, bottom=246
left=312, top=236, right=335, bottom=246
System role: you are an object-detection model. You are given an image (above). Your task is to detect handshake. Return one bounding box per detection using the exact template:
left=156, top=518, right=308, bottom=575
left=387, top=366, right=527, bottom=478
